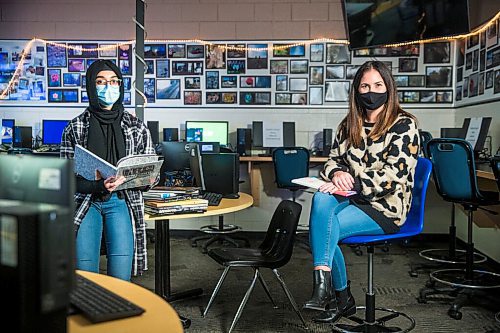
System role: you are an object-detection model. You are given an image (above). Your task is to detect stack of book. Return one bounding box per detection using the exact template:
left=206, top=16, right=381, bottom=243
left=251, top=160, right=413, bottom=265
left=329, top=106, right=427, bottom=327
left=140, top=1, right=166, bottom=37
left=144, top=187, right=209, bottom=216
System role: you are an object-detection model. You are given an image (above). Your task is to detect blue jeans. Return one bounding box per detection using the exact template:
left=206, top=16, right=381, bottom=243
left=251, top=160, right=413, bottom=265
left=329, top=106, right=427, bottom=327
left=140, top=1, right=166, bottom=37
left=309, top=192, right=384, bottom=291
left=76, top=193, right=134, bottom=281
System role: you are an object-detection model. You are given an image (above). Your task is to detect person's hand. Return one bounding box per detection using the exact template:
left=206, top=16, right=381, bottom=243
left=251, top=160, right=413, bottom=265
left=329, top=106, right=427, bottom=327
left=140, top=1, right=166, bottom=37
left=318, top=181, right=338, bottom=194
left=96, top=170, right=126, bottom=192
left=332, top=171, right=354, bottom=191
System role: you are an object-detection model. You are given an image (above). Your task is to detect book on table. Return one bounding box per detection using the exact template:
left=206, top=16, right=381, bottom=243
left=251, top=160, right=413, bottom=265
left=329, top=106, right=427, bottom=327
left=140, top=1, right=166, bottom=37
left=74, top=144, right=163, bottom=191
left=291, top=176, right=357, bottom=197
left=145, top=198, right=209, bottom=216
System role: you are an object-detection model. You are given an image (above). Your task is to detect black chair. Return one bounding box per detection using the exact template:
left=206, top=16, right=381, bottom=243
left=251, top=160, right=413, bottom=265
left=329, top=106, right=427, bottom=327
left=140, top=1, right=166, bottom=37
left=409, top=131, right=487, bottom=277
left=272, top=146, right=311, bottom=250
left=202, top=200, right=308, bottom=333
left=491, top=155, right=500, bottom=190
left=419, top=138, right=500, bottom=320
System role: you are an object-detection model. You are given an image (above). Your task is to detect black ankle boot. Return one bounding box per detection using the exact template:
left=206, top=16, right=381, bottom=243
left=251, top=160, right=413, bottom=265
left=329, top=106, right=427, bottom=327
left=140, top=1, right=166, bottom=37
left=303, top=270, right=333, bottom=311
left=313, top=281, right=356, bottom=323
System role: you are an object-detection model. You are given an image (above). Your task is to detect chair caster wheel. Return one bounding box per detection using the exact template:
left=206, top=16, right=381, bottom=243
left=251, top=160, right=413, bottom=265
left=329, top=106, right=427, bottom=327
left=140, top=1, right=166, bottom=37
left=448, top=309, right=462, bottom=320
left=409, top=271, right=418, bottom=278
left=425, top=280, right=435, bottom=288
left=417, top=296, right=427, bottom=304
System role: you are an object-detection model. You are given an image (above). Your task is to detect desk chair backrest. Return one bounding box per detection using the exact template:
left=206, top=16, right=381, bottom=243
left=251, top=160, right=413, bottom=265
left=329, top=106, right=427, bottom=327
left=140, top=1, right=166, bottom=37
left=427, top=138, right=482, bottom=204
left=258, top=200, right=302, bottom=268
left=419, top=130, right=433, bottom=158
left=272, top=147, right=310, bottom=191
left=491, top=155, right=500, bottom=191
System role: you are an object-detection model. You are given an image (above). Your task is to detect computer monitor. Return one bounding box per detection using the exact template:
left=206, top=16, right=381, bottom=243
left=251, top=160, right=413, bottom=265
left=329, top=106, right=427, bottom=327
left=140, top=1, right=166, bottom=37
left=1, top=118, right=15, bottom=144
left=185, top=121, right=229, bottom=146
left=42, top=119, right=69, bottom=146
left=13, top=126, right=32, bottom=149
left=188, top=143, right=206, bottom=189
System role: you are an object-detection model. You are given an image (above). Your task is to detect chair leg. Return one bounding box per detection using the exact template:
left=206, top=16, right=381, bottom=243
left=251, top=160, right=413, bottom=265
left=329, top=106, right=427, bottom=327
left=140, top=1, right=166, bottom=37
left=203, top=266, right=231, bottom=317
left=272, top=268, right=309, bottom=330
left=256, top=268, right=278, bottom=308
left=228, top=269, right=259, bottom=333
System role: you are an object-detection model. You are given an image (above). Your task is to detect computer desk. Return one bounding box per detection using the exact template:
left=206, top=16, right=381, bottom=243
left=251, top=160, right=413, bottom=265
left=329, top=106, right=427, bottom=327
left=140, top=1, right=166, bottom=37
left=68, top=270, right=183, bottom=333
left=145, top=192, right=253, bottom=302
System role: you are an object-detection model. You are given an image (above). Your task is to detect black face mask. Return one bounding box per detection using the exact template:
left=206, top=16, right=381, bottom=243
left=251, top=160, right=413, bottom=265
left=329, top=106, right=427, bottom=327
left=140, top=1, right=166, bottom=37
left=358, top=91, right=388, bottom=110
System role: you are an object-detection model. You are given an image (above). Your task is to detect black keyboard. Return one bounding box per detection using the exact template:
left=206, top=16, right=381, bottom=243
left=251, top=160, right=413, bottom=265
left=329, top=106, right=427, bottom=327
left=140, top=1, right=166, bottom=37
left=201, top=191, right=223, bottom=206
left=70, top=274, right=145, bottom=323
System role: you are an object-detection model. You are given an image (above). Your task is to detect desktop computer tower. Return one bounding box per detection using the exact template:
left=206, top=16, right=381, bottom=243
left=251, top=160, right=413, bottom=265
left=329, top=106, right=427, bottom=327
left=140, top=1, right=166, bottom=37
left=237, top=128, right=252, bottom=156
left=202, top=153, right=240, bottom=198
left=163, top=127, right=179, bottom=142
left=0, top=203, right=74, bottom=333
left=322, top=128, right=333, bottom=156
left=283, top=122, right=296, bottom=147
left=252, top=121, right=263, bottom=148
left=13, top=126, right=32, bottom=149
left=147, top=121, right=160, bottom=145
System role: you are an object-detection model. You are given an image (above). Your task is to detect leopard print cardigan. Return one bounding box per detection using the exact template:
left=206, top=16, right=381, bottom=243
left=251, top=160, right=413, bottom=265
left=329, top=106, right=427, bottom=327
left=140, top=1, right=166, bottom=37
left=320, top=115, right=420, bottom=233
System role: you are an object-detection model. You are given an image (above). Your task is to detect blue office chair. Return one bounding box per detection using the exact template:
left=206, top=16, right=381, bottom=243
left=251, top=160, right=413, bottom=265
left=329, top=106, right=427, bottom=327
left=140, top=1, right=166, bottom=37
left=419, top=138, right=500, bottom=320
left=331, top=157, right=432, bottom=333
left=272, top=147, right=311, bottom=250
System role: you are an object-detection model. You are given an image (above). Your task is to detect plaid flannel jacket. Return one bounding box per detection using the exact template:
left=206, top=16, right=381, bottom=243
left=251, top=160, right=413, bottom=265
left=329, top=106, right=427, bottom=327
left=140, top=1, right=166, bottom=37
left=60, top=109, right=155, bottom=276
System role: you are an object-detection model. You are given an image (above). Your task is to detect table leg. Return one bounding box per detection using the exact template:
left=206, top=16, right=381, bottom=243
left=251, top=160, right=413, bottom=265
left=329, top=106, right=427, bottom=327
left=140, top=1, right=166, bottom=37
left=249, top=161, right=261, bottom=207
left=154, top=219, right=203, bottom=302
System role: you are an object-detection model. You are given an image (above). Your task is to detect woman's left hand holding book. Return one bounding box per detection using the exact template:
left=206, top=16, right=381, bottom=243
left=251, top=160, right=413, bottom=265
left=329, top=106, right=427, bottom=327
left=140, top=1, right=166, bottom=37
left=96, top=170, right=126, bottom=193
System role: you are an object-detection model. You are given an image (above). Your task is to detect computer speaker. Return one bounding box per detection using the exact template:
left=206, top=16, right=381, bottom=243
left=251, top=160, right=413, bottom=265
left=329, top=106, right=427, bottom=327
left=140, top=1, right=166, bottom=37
left=147, top=121, right=160, bottom=145
left=322, top=128, right=333, bottom=156
left=237, top=128, right=252, bottom=156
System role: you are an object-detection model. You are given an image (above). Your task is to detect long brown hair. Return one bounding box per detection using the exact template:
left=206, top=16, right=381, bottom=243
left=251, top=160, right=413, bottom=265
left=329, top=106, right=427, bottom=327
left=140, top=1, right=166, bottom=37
left=339, top=61, right=416, bottom=148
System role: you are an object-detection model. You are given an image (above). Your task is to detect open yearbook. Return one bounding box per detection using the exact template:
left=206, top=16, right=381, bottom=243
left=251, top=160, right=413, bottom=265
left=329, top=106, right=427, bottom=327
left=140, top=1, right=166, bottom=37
left=291, top=177, right=357, bottom=197
left=74, top=144, right=163, bottom=191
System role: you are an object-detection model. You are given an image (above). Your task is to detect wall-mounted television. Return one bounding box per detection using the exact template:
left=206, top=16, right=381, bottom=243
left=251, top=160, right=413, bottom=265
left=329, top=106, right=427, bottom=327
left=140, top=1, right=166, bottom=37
left=343, top=0, right=470, bottom=50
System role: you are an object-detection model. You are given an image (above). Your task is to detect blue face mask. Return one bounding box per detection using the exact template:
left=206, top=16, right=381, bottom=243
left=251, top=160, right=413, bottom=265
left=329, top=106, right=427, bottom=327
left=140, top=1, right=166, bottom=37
left=96, top=85, right=120, bottom=107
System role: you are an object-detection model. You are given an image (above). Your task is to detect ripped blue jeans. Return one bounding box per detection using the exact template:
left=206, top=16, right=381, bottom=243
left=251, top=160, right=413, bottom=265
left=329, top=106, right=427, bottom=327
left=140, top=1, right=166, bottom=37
left=309, top=191, right=384, bottom=291
left=76, top=193, right=134, bottom=281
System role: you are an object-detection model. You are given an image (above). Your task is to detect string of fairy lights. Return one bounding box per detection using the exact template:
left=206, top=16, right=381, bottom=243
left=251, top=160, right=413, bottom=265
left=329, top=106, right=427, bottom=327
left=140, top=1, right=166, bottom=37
left=1, top=10, right=499, bottom=101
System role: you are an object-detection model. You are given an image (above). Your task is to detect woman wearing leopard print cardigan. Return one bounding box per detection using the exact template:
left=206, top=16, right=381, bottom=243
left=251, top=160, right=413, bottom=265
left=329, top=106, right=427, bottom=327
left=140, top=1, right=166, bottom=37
left=303, top=61, right=420, bottom=324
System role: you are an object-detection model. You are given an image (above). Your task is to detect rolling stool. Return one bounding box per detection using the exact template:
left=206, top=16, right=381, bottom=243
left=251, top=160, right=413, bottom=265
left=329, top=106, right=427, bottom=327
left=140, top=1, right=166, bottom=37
left=332, top=157, right=432, bottom=333
left=191, top=215, right=250, bottom=254
left=418, top=139, right=500, bottom=320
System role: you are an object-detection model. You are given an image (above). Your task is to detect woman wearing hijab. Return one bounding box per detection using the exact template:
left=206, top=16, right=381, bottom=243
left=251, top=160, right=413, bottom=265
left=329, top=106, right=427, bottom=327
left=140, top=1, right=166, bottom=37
left=61, top=59, right=155, bottom=281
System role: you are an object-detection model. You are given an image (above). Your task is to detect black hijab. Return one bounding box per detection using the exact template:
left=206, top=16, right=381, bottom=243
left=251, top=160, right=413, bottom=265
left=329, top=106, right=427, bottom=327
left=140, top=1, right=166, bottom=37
left=85, top=59, right=126, bottom=166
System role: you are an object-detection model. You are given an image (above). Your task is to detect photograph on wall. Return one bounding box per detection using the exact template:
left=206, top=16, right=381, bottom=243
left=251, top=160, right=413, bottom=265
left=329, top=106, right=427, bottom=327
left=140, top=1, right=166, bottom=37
left=486, top=45, right=500, bottom=69
left=326, top=44, right=350, bottom=64
left=247, top=44, right=268, bottom=69
left=398, top=58, right=418, bottom=72
left=486, top=20, right=498, bottom=48
left=86, top=58, right=98, bottom=68
left=275, top=93, right=291, bottom=105
left=478, top=72, right=485, bottom=95
left=144, top=78, right=155, bottom=103
left=472, top=49, right=479, bottom=71
left=206, top=92, right=223, bottom=104
left=273, top=44, right=304, bottom=57
left=289, top=78, right=307, bottom=92
left=465, top=52, right=472, bottom=70
left=426, top=66, right=452, bottom=87
left=309, top=86, right=323, bottom=105
left=494, top=69, right=500, bottom=94
left=48, top=88, right=63, bottom=102
left=346, top=65, right=360, bottom=79
left=118, top=44, right=131, bottom=60
left=172, top=61, right=203, bottom=75
left=63, top=73, right=80, bottom=87
left=270, top=60, right=288, bottom=74
left=145, top=44, right=167, bottom=58
left=227, top=44, right=246, bottom=58
left=184, top=91, right=202, bottom=105
left=480, top=49, right=486, bottom=72
left=486, top=70, right=494, bottom=89
left=436, top=91, right=452, bottom=103
left=290, top=60, right=308, bottom=74
left=310, top=44, right=324, bottom=62
left=467, top=34, right=479, bottom=49
left=394, top=75, right=409, bottom=87
left=99, top=44, right=117, bottom=57
left=145, top=60, right=154, bottom=75
left=206, top=44, right=226, bottom=69
left=47, top=68, right=61, bottom=87
left=240, top=76, right=255, bottom=88
left=291, top=93, right=307, bottom=105
left=156, top=59, right=169, bottom=78
left=456, top=39, right=465, bottom=66
left=81, top=90, right=88, bottom=103
left=255, top=76, right=271, bottom=88
left=187, top=45, right=204, bottom=59
left=156, top=79, right=180, bottom=99
left=185, top=77, right=201, bottom=89
left=481, top=31, right=486, bottom=49
left=221, top=76, right=237, bottom=88
left=122, top=77, right=131, bottom=90
left=309, top=66, right=324, bottom=85
left=168, top=44, right=186, bottom=58
left=47, top=43, right=67, bottom=68
left=67, top=43, right=98, bottom=58
left=276, top=75, right=288, bottom=91
left=325, top=81, right=349, bottom=102
left=68, top=59, right=85, bottom=72
left=408, top=75, right=425, bottom=87
left=455, top=86, right=462, bottom=101
left=289, top=45, right=306, bottom=57
left=255, top=92, right=271, bottom=104
left=206, top=71, right=219, bottom=89
left=62, top=89, right=78, bottom=102
left=403, top=91, right=419, bottom=103
left=119, top=59, right=132, bottom=75
left=420, top=91, right=436, bottom=103
left=227, top=60, right=245, bottom=74
left=222, top=92, right=237, bottom=104
left=123, top=91, right=131, bottom=105
left=326, top=65, right=344, bottom=79
left=423, top=42, right=450, bottom=63
left=456, top=67, right=463, bottom=82
left=463, top=77, right=469, bottom=97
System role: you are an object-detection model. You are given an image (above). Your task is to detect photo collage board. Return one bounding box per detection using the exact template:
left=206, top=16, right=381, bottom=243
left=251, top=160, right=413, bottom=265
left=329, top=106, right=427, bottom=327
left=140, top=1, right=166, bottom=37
left=0, top=35, right=497, bottom=108
left=454, top=16, right=500, bottom=105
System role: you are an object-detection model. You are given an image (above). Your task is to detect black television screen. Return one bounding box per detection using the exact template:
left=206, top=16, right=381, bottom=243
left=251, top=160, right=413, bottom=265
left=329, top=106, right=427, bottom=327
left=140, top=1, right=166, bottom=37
left=343, top=0, right=470, bottom=50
